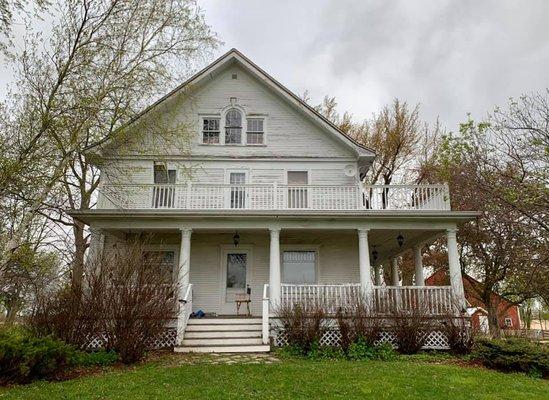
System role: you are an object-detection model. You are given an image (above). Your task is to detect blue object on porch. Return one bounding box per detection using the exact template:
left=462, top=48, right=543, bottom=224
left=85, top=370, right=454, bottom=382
left=191, top=310, right=205, bottom=318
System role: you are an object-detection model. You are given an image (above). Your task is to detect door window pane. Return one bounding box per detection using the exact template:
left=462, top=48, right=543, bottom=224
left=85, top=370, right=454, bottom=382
left=226, top=253, right=247, bottom=289
left=282, top=251, right=316, bottom=284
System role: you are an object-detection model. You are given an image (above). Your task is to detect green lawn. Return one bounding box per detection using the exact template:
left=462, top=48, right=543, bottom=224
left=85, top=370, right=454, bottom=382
left=1, top=356, right=547, bottom=400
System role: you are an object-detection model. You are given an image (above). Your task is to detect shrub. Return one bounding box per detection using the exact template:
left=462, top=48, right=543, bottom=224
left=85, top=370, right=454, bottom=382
left=472, top=338, right=549, bottom=378
left=391, top=303, right=434, bottom=355
left=440, top=314, right=475, bottom=355
left=347, top=339, right=396, bottom=361
left=336, top=298, right=381, bottom=352
left=0, top=327, right=75, bottom=384
left=70, top=350, right=119, bottom=368
left=30, top=237, right=178, bottom=364
left=275, top=301, right=328, bottom=355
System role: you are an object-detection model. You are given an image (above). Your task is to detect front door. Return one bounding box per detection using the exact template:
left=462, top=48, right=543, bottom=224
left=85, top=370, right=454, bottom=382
left=221, top=249, right=250, bottom=314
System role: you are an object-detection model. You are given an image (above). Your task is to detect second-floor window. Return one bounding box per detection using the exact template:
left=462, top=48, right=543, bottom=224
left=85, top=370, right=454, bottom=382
left=225, top=109, right=242, bottom=144
left=246, top=118, right=264, bottom=144
left=202, top=118, right=220, bottom=144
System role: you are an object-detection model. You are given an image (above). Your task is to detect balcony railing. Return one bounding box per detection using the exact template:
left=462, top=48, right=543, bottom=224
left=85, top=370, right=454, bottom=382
left=98, top=183, right=450, bottom=211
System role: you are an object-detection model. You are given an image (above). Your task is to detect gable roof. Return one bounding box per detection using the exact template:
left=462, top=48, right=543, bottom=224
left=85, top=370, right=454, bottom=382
left=92, top=48, right=375, bottom=160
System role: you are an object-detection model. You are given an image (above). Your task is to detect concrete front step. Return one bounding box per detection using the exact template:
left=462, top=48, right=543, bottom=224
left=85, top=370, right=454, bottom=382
left=186, top=323, right=262, bottom=332
left=184, top=330, right=261, bottom=339
left=182, top=337, right=263, bottom=346
left=188, top=318, right=261, bottom=325
left=174, top=344, right=270, bottom=353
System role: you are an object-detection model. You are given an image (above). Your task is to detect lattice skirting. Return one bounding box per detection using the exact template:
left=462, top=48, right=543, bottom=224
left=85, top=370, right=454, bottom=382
left=84, top=328, right=177, bottom=350
left=273, top=328, right=450, bottom=350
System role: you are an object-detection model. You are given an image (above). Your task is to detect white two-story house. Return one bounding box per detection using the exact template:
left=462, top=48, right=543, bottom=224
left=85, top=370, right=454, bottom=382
left=72, top=49, right=478, bottom=353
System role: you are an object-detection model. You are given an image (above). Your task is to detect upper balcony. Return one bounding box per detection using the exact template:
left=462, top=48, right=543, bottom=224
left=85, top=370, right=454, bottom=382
left=97, top=183, right=451, bottom=211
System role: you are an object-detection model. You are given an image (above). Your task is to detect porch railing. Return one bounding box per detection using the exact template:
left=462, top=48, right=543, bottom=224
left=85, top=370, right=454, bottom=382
left=279, top=284, right=455, bottom=316
left=373, top=286, right=455, bottom=315
left=98, top=183, right=451, bottom=211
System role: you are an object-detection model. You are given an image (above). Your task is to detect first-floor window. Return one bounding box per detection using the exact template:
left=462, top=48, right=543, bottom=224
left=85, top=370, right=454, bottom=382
left=282, top=251, right=316, bottom=284
left=144, top=250, right=175, bottom=283
left=504, top=317, right=513, bottom=327
left=202, top=117, right=220, bottom=144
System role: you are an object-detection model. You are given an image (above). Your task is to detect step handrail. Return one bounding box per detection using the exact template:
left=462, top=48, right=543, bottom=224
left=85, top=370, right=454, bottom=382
left=262, top=284, right=270, bottom=345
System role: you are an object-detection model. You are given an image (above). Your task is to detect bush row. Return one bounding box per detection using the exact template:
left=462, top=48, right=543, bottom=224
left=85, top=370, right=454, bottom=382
left=471, top=338, right=549, bottom=379
left=275, top=300, right=475, bottom=356
left=0, top=327, right=118, bottom=384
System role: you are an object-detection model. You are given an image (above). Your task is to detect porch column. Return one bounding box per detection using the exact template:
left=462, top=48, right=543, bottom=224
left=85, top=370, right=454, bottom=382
left=447, top=228, right=466, bottom=308
left=269, top=228, right=282, bottom=307
left=414, top=245, right=425, bottom=286
left=391, top=257, right=399, bottom=286
left=178, top=228, right=192, bottom=287
left=374, top=265, right=382, bottom=286
left=176, top=228, right=192, bottom=345
left=357, top=229, right=373, bottom=295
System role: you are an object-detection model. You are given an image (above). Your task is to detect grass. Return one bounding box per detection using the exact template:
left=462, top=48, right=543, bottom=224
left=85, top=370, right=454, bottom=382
left=0, top=355, right=547, bottom=399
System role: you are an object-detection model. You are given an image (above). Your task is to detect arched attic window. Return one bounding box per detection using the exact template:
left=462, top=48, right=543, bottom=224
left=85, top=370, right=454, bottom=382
left=225, top=108, right=242, bottom=144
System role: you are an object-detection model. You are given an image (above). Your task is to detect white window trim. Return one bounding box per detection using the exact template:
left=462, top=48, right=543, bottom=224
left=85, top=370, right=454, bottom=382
left=199, top=115, right=222, bottom=145
left=245, top=116, right=267, bottom=146
left=197, top=108, right=268, bottom=147
left=280, top=245, right=320, bottom=284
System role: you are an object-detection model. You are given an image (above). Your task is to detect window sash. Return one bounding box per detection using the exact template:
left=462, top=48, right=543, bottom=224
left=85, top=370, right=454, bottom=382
left=246, top=118, right=264, bottom=144
left=282, top=251, right=316, bottom=284
left=202, top=118, right=220, bottom=144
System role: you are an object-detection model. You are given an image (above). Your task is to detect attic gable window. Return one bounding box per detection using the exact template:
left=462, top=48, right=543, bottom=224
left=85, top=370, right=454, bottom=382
left=246, top=118, right=264, bottom=145
left=202, top=117, right=220, bottom=144
left=225, top=109, right=242, bottom=144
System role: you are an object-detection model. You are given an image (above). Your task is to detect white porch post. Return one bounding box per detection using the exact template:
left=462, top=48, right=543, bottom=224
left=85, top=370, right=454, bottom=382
left=414, top=245, right=425, bottom=286
left=176, top=228, right=192, bottom=344
left=447, top=228, right=466, bottom=308
left=374, top=265, right=382, bottom=286
left=357, top=229, right=373, bottom=295
left=391, top=257, right=399, bottom=286
left=269, top=228, right=282, bottom=308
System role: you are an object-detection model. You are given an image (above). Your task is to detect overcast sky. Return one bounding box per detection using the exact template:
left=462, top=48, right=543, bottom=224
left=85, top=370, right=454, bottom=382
left=1, top=1, right=548, bottom=131
left=199, top=0, right=549, bottom=130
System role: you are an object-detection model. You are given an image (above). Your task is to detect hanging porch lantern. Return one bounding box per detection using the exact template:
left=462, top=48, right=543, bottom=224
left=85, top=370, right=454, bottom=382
left=233, top=231, right=240, bottom=247
left=396, top=232, right=404, bottom=248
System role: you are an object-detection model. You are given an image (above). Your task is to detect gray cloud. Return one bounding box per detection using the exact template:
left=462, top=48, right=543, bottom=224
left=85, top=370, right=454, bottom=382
left=2, top=0, right=548, bottom=131
left=202, top=0, right=549, bottom=129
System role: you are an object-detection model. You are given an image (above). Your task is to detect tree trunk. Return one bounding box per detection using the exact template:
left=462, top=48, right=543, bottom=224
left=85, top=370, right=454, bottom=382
left=485, top=294, right=500, bottom=337
left=71, top=219, right=87, bottom=291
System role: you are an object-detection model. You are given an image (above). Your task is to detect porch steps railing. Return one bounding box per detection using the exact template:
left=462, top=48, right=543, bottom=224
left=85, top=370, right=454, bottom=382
left=98, top=183, right=450, bottom=211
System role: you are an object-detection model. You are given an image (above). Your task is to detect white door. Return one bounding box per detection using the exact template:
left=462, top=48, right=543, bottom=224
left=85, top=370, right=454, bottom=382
left=228, top=172, right=247, bottom=209
left=221, top=249, right=250, bottom=314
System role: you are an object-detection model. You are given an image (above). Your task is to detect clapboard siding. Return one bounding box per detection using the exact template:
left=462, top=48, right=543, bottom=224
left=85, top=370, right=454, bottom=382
left=185, top=231, right=360, bottom=316
left=310, top=169, right=356, bottom=186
